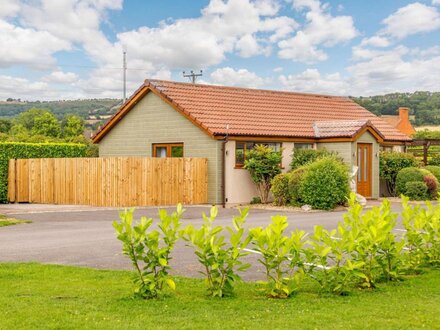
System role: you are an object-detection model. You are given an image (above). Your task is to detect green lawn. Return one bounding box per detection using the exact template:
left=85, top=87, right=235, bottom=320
left=0, top=215, right=31, bottom=227
left=1, top=263, right=439, bottom=329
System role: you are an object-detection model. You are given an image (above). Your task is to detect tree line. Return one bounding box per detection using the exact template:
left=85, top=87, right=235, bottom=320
left=351, top=91, right=440, bottom=126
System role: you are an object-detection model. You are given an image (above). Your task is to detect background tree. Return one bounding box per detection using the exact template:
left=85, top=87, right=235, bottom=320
left=62, top=115, right=85, bottom=139
left=0, top=119, right=11, bottom=133
left=31, top=111, right=61, bottom=137
left=244, top=145, right=282, bottom=203
left=13, top=108, right=48, bottom=131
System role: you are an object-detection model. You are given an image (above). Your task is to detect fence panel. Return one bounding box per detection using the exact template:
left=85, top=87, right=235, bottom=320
left=8, top=157, right=208, bottom=207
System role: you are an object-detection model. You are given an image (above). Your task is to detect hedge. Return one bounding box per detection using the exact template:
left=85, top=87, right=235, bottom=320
left=0, top=142, right=88, bottom=203
left=395, top=167, right=432, bottom=197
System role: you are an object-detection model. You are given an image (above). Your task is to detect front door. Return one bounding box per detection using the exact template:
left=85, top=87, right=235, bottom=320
left=357, top=143, right=372, bottom=197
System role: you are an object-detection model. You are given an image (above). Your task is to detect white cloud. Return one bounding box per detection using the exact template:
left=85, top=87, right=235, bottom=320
left=360, top=36, right=390, bottom=48
left=434, top=0, right=440, bottom=5
left=279, top=69, right=349, bottom=94
left=42, top=71, right=79, bottom=84
left=278, top=0, right=358, bottom=63
left=0, top=0, right=20, bottom=18
left=0, top=20, right=70, bottom=69
left=210, top=67, right=265, bottom=88
left=381, top=2, right=440, bottom=39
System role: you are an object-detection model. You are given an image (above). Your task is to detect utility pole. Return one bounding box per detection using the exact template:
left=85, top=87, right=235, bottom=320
left=183, top=70, right=203, bottom=83
left=123, top=51, right=127, bottom=102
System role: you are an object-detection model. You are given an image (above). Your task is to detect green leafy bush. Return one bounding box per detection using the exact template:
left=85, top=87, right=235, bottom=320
left=271, top=173, right=291, bottom=206
left=182, top=207, right=251, bottom=297
left=250, top=216, right=306, bottom=298
left=113, top=206, right=183, bottom=299
left=401, top=197, right=440, bottom=268
left=290, top=148, right=336, bottom=170
left=395, top=167, right=432, bottom=197
left=299, top=158, right=349, bottom=210
left=424, top=165, right=440, bottom=181
left=288, top=166, right=307, bottom=206
left=343, top=194, right=403, bottom=287
left=379, top=152, right=419, bottom=196
left=404, top=182, right=429, bottom=201
left=0, top=142, right=88, bottom=203
left=429, top=154, right=440, bottom=166
left=244, top=145, right=282, bottom=203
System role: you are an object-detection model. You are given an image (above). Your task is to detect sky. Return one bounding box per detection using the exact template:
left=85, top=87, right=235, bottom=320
left=1, top=0, right=440, bottom=101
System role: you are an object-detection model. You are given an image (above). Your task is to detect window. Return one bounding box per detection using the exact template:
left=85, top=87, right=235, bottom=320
left=235, top=142, right=281, bottom=167
left=153, top=143, right=184, bottom=158
left=381, top=146, right=393, bottom=152
left=294, top=143, right=314, bottom=150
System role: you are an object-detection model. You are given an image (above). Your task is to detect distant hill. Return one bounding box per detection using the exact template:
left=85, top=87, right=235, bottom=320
left=350, top=91, right=440, bottom=126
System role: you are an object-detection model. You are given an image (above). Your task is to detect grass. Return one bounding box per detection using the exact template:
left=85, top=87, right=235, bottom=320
left=0, top=263, right=439, bottom=329
left=0, top=214, right=31, bottom=227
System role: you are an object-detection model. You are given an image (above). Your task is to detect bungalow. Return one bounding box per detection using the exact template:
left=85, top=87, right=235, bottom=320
left=92, top=79, right=411, bottom=205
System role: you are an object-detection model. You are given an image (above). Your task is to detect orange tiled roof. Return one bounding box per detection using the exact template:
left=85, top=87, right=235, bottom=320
left=94, top=79, right=412, bottom=143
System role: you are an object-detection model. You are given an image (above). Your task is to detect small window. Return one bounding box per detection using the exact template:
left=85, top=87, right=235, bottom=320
left=294, top=143, right=314, bottom=150
left=153, top=143, right=184, bottom=158
left=235, top=141, right=281, bottom=167
left=381, top=146, right=393, bottom=152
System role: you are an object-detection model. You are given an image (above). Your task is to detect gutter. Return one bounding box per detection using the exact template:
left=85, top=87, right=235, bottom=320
left=221, top=126, right=230, bottom=208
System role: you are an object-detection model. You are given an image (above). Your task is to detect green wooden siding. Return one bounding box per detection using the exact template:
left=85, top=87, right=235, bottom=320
left=98, top=92, right=222, bottom=204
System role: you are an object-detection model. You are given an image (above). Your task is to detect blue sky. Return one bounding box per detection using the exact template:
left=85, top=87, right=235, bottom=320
left=0, top=0, right=439, bottom=100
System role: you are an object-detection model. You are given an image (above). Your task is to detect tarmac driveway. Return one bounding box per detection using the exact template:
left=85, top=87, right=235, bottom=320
left=0, top=203, right=404, bottom=281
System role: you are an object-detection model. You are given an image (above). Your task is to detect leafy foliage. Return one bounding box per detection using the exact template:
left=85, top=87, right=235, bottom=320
left=182, top=206, right=251, bottom=297
left=0, top=142, right=87, bottom=203
left=395, top=167, right=432, bottom=197
left=379, top=151, right=419, bottom=196
left=290, top=148, right=336, bottom=170
left=299, top=157, right=349, bottom=210
left=113, top=206, right=183, bottom=299
left=288, top=166, right=307, bottom=206
left=244, top=144, right=282, bottom=203
left=401, top=197, right=440, bottom=268
left=424, top=165, right=440, bottom=181
left=250, top=216, right=306, bottom=298
left=404, top=182, right=429, bottom=201
left=271, top=173, right=291, bottom=206
left=423, top=175, right=438, bottom=198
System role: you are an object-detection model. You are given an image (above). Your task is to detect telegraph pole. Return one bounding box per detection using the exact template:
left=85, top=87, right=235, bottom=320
left=183, top=70, right=203, bottom=83
left=123, top=51, right=127, bottom=102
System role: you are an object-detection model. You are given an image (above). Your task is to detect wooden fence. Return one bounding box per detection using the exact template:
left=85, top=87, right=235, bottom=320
left=7, top=157, right=208, bottom=207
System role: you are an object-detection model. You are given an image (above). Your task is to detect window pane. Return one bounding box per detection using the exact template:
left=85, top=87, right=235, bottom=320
left=171, top=146, right=183, bottom=157
left=358, top=147, right=362, bottom=181
left=156, top=147, right=167, bottom=158
left=236, top=142, right=245, bottom=165
left=364, top=147, right=368, bottom=181
left=295, top=143, right=313, bottom=150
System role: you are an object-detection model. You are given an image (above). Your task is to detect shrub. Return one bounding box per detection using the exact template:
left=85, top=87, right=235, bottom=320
left=395, top=167, right=431, bottom=197
left=299, top=158, right=349, bottom=210
left=404, top=182, right=429, bottom=201
left=379, top=151, right=419, bottom=196
left=113, top=206, right=183, bottom=299
left=250, top=196, right=261, bottom=204
left=244, top=145, right=282, bottom=203
left=429, top=154, right=440, bottom=166
left=424, top=165, right=440, bottom=181
left=401, top=197, right=440, bottom=267
left=0, top=142, right=88, bottom=203
left=290, top=148, right=336, bottom=170
left=423, top=175, right=438, bottom=198
left=250, top=216, right=306, bottom=298
left=288, top=166, right=307, bottom=206
left=182, top=207, right=251, bottom=297
left=271, top=173, right=291, bottom=206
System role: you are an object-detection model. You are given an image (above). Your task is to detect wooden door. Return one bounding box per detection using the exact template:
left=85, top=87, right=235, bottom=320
left=357, top=143, right=372, bottom=197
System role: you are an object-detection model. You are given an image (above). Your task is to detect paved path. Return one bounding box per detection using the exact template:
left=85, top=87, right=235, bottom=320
left=0, top=203, right=404, bottom=280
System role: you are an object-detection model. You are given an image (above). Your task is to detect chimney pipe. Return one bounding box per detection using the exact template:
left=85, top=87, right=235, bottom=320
left=398, top=107, right=409, bottom=121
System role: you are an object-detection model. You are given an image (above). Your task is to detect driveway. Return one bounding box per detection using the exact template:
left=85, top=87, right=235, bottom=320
left=0, top=203, right=405, bottom=281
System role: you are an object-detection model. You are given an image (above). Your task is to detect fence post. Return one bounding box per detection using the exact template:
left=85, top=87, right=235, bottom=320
left=7, top=159, right=16, bottom=203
